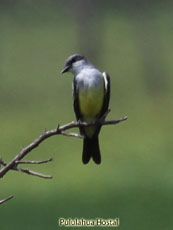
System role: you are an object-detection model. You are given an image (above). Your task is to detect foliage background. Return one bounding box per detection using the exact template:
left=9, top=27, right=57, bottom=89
left=0, top=0, right=173, bottom=229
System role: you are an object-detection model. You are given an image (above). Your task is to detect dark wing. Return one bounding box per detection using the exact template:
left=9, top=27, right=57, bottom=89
left=100, top=72, right=111, bottom=117
left=93, top=72, right=110, bottom=138
left=73, top=77, right=81, bottom=121
left=73, top=77, right=85, bottom=135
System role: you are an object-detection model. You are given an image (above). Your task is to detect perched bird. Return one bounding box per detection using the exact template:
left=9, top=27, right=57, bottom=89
left=61, top=54, right=110, bottom=164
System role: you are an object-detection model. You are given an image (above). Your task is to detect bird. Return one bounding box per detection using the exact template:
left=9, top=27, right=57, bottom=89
left=61, top=54, right=110, bottom=164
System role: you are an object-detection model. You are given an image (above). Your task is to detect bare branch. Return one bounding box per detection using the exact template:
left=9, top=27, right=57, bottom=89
left=15, top=158, right=53, bottom=165
left=60, top=131, right=83, bottom=139
left=0, top=195, right=14, bottom=204
left=1, top=158, right=53, bottom=181
left=0, top=114, right=127, bottom=203
left=16, top=167, right=52, bottom=179
left=0, top=115, right=127, bottom=179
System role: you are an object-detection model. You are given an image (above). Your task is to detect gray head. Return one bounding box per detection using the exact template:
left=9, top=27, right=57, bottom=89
left=61, top=54, right=89, bottom=75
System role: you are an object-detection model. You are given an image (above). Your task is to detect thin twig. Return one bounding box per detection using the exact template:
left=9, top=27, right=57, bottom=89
left=0, top=195, right=14, bottom=204
left=1, top=158, right=53, bottom=179
left=16, top=167, right=52, bottom=179
left=0, top=158, right=6, bottom=167
left=60, top=131, right=83, bottom=138
left=15, top=158, right=53, bottom=165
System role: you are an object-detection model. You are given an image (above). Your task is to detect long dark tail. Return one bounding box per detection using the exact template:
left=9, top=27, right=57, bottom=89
left=82, top=136, right=101, bottom=164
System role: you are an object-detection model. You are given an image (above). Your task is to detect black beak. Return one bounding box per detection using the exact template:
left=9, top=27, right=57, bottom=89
left=61, top=65, right=70, bottom=74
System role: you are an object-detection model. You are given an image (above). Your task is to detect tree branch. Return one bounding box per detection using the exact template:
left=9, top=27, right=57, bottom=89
left=15, top=158, right=53, bottom=165
left=15, top=167, right=52, bottom=179
left=0, top=115, right=127, bottom=179
left=0, top=113, right=127, bottom=203
left=60, top=131, right=83, bottom=138
left=0, top=195, right=14, bottom=204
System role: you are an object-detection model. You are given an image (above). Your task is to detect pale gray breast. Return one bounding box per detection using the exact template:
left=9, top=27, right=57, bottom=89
left=76, top=68, right=104, bottom=92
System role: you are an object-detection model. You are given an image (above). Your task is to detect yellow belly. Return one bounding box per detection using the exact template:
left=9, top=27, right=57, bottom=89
left=79, top=89, right=104, bottom=138
left=79, top=89, right=104, bottom=118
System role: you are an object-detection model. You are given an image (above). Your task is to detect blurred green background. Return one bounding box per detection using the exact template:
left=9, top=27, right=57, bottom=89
left=1, top=0, right=173, bottom=229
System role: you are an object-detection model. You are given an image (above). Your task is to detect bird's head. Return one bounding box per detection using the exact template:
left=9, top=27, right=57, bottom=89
left=61, top=54, right=87, bottom=75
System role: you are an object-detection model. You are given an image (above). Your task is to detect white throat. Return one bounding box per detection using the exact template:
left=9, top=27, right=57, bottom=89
left=71, top=59, right=93, bottom=75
